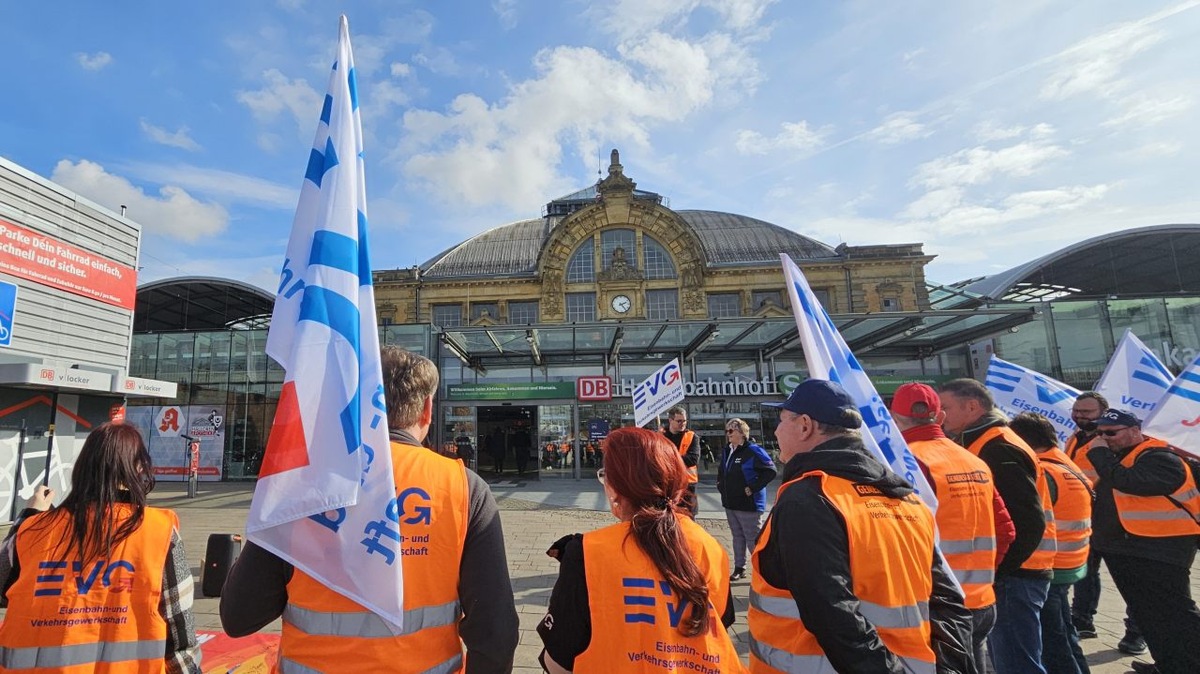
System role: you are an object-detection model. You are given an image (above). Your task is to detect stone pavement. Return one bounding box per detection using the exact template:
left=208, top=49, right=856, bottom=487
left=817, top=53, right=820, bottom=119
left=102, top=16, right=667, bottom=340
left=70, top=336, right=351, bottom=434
left=4, top=477, right=1197, bottom=673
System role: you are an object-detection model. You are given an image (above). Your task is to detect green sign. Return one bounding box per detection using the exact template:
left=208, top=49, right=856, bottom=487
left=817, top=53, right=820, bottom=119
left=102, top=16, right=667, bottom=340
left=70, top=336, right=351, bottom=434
left=446, top=381, right=576, bottom=401
left=776, top=372, right=950, bottom=396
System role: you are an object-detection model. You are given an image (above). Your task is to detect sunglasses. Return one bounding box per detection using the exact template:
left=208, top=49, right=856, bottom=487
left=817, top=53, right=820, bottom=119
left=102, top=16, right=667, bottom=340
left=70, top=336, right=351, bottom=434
left=596, top=468, right=605, bottom=485
left=1097, top=429, right=1125, bottom=437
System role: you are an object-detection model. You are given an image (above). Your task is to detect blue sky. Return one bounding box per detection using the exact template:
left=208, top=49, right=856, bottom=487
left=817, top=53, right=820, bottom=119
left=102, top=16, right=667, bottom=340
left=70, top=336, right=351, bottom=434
left=3, top=0, right=1199, bottom=291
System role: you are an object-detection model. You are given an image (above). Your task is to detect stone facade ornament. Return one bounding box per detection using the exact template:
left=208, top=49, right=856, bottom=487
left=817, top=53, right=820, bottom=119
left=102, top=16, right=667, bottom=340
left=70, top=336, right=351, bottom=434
left=597, top=246, right=643, bottom=281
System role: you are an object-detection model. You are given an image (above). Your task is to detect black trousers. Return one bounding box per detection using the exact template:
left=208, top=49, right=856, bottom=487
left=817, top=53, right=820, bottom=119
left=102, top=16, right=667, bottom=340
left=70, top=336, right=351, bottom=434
left=1105, top=553, right=1200, bottom=674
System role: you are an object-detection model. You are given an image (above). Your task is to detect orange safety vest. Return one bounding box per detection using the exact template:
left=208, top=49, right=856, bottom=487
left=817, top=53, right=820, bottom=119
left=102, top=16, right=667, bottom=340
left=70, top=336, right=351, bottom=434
left=0, top=504, right=177, bottom=674
left=1112, top=438, right=1200, bottom=537
left=671, top=430, right=699, bottom=484
left=277, top=441, right=469, bottom=673
left=967, top=426, right=1057, bottom=571
left=907, top=436, right=997, bottom=610
left=1037, top=449, right=1093, bottom=572
left=1065, top=434, right=1099, bottom=485
left=574, top=516, right=745, bottom=673
left=748, top=472, right=936, bottom=674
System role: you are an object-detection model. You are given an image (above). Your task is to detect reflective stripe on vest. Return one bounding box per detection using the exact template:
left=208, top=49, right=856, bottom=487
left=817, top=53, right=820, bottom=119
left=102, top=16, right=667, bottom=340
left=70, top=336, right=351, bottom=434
left=0, top=639, right=166, bottom=670
left=938, top=537, right=995, bottom=554
left=749, top=631, right=935, bottom=674
left=1113, top=439, right=1200, bottom=537
left=906, top=436, right=997, bottom=610
left=967, top=426, right=1057, bottom=571
left=749, top=471, right=936, bottom=673
left=750, top=590, right=929, bottom=629
left=279, top=653, right=463, bottom=674
left=953, top=568, right=995, bottom=585
left=283, top=600, right=461, bottom=637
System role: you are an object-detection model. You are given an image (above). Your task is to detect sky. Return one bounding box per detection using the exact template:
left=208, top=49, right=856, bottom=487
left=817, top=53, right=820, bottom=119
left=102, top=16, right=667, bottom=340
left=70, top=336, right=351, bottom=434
left=2, top=0, right=1199, bottom=292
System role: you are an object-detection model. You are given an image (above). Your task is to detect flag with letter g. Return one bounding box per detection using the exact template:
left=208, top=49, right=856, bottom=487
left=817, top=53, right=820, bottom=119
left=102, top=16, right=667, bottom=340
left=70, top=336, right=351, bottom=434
left=246, top=16, right=404, bottom=630
left=778, top=253, right=936, bottom=511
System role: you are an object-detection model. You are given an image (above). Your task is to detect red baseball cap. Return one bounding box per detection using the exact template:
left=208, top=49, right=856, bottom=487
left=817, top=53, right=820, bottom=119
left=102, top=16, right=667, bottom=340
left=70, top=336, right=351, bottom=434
left=890, top=382, right=941, bottom=420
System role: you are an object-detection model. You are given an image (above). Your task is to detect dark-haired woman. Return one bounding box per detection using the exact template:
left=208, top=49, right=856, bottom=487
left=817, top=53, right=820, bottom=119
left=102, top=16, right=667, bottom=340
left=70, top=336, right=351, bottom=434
left=0, top=422, right=200, bottom=673
left=537, top=427, right=745, bottom=673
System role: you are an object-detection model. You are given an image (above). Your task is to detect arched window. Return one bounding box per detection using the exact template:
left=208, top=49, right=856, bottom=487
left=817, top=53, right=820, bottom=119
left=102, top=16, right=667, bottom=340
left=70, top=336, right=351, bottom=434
left=643, top=236, right=676, bottom=280
left=567, top=238, right=595, bottom=283
left=600, top=229, right=636, bottom=270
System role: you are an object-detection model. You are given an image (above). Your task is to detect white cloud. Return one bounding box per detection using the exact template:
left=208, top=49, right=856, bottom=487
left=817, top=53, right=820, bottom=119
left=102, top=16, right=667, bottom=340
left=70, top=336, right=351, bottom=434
left=396, top=1, right=774, bottom=210
left=902, top=47, right=926, bottom=68
left=121, top=162, right=297, bottom=210
left=493, top=0, right=518, bottom=29
left=1039, top=22, right=1162, bottom=101
left=413, top=46, right=462, bottom=76
left=390, top=62, right=412, bottom=78
left=76, top=51, right=112, bottom=71
left=236, top=69, right=322, bottom=140
left=735, top=121, right=826, bottom=155
left=1102, top=94, right=1192, bottom=128
left=909, top=137, right=1067, bottom=191
left=868, top=113, right=931, bottom=146
left=51, top=160, right=227, bottom=242
left=138, top=119, right=201, bottom=151
left=972, top=121, right=1054, bottom=143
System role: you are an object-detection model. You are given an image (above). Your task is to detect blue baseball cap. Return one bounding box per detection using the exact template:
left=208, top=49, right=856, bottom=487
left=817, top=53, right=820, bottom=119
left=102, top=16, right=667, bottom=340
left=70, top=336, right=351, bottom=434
left=1097, top=409, right=1141, bottom=428
left=765, top=379, right=863, bottom=429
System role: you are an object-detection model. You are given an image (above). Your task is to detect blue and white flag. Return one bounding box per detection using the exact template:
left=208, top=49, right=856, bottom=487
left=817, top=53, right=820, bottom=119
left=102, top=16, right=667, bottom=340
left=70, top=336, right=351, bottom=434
left=246, top=17, right=404, bottom=629
left=779, top=254, right=935, bottom=508
left=1143, top=352, right=1200, bottom=459
left=985, top=355, right=1080, bottom=445
left=1095, top=329, right=1174, bottom=415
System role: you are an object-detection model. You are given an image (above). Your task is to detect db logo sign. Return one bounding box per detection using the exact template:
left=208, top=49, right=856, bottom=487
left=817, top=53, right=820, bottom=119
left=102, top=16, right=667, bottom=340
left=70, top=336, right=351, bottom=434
left=39, top=368, right=55, bottom=381
left=124, top=379, right=136, bottom=390
left=577, top=376, right=612, bottom=401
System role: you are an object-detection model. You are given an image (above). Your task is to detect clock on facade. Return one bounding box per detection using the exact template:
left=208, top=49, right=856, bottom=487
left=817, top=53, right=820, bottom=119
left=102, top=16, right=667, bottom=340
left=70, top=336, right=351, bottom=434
left=611, top=294, right=632, bottom=314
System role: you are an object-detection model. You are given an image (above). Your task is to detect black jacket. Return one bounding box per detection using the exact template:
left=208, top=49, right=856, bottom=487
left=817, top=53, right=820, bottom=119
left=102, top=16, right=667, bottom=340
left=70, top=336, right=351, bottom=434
left=1087, top=440, right=1198, bottom=567
left=755, top=435, right=975, bottom=674
left=957, top=410, right=1049, bottom=579
left=716, top=441, right=777, bottom=511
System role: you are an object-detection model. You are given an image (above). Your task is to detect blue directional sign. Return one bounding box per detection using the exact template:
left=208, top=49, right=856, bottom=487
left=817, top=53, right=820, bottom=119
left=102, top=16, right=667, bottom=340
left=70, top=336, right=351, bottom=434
left=0, top=280, right=16, bottom=347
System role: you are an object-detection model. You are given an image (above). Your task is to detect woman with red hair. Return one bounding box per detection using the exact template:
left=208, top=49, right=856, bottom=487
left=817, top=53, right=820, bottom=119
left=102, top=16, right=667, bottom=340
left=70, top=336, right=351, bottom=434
left=537, top=427, right=744, bottom=673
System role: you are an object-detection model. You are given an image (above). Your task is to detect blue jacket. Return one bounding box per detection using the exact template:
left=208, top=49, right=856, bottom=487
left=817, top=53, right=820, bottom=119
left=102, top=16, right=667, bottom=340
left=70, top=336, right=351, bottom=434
left=716, top=441, right=777, bottom=512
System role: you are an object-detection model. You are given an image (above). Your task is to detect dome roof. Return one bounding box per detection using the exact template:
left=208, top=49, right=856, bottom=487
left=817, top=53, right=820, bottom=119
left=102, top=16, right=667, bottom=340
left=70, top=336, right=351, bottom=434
left=419, top=210, right=837, bottom=279
left=960, top=224, right=1200, bottom=301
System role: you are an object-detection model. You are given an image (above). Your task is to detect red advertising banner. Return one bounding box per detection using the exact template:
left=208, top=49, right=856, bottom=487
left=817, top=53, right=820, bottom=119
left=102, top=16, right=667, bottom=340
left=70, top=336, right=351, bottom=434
left=0, top=218, right=137, bottom=310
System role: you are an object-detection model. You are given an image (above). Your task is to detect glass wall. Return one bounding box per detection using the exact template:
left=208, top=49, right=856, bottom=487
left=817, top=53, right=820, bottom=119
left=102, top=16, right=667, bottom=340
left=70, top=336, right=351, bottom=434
left=994, top=296, right=1200, bottom=388
left=130, top=324, right=433, bottom=480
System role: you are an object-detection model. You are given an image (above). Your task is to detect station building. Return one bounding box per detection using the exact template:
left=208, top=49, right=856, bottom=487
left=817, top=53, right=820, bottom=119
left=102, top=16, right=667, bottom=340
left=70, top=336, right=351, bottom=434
left=126, top=152, right=1043, bottom=481
left=108, top=152, right=1200, bottom=483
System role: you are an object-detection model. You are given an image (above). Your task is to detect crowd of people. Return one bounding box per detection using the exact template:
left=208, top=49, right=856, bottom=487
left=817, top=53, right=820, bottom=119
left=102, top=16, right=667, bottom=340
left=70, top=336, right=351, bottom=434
left=0, top=347, right=1197, bottom=673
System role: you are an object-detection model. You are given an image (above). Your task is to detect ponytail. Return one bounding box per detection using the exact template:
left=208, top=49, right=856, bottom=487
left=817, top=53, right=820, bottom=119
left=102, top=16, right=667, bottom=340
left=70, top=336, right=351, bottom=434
left=628, top=500, right=710, bottom=636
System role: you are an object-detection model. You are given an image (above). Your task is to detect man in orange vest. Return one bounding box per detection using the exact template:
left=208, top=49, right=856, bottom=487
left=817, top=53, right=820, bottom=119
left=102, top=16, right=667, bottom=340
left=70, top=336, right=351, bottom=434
left=750, top=379, right=973, bottom=673
left=1062, top=392, right=1108, bottom=641
left=220, top=347, right=520, bottom=673
left=1085, top=409, right=1200, bottom=674
left=890, top=382, right=1012, bottom=671
left=939, top=378, right=1053, bottom=674
left=1010, top=412, right=1093, bottom=674
left=663, top=405, right=701, bottom=516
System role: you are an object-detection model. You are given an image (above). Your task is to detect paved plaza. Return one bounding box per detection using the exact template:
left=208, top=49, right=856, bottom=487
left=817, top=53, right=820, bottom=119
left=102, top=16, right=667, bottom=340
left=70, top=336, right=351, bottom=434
left=4, top=477, right=1197, bottom=673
